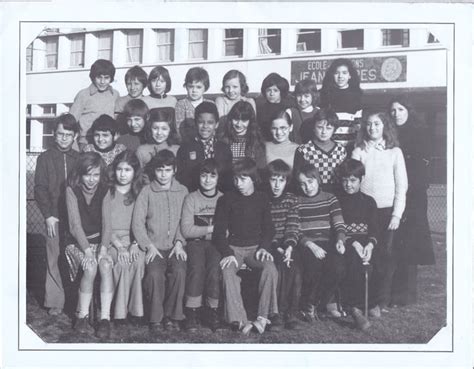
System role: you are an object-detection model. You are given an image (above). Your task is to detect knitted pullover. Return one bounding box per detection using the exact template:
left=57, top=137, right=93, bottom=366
left=82, top=143, right=127, bottom=166
left=142, top=94, right=178, bottom=110
left=265, top=140, right=298, bottom=169
left=352, top=141, right=408, bottom=218
left=269, top=192, right=300, bottom=249
left=338, top=191, right=378, bottom=247
left=132, top=179, right=188, bottom=251
left=297, top=190, right=346, bottom=246
left=180, top=189, right=223, bottom=240
left=212, top=190, right=275, bottom=257
left=136, top=142, right=179, bottom=167
left=293, top=141, right=347, bottom=185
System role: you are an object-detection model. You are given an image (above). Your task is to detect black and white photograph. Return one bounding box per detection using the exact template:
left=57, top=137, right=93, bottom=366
left=1, top=1, right=472, bottom=368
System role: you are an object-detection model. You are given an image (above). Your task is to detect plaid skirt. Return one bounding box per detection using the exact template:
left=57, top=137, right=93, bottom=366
left=65, top=243, right=100, bottom=282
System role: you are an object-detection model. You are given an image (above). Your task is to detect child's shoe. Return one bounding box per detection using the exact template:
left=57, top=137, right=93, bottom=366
left=184, top=308, right=199, bottom=332
left=369, top=305, right=381, bottom=318
left=48, top=307, right=63, bottom=316
left=351, top=307, right=371, bottom=331
left=268, top=314, right=284, bottom=332
left=149, top=322, right=164, bottom=337
left=300, top=304, right=317, bottom=323
left=252, top=316, right=271, bottom=334
left=74, top=316, right=94, bottom=334
left=326, top=302, right=342, bottom=318
left=204, top=307, right=225, bottom=332
left=163, top=317, right=180, bottom=332
left=128, top=315, right=144, bottom=327
left=284, top=313, right=302, bottom=330
left=96, top=319, right=111, bottom=339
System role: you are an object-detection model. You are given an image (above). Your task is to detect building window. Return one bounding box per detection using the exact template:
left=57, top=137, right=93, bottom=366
left=97, top=31, right=113, bottom=60
left=382, top=29, right=410, bottom=47
left=44, top=37, right=58, bottom=69
left=42, top=119, right=57, bottom=149
left=155, top=29, right=174, bottom=62
left=125, top=30, right=142, bottom=64
left=296, top=29, right=321, bottom=52
left=188, top=29, right=208, bottom=60
left=70, top=34, right=85, bottom=67
left=427, top=32, right=440, bottom=44
left=223, top=29, right=243, bottom=57
left=26, top=43, right=33, bottom=72
left=41, top=104, right=56, bottom=116
left=337, top=29, right=364, bottom=50
left=258, top=29, right=281, bottom=55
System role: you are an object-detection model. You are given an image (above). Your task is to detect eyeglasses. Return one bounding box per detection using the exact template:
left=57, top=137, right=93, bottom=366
left=55, top=132, right=75, bottom=139
left=270, top=127, right=290, bottom=133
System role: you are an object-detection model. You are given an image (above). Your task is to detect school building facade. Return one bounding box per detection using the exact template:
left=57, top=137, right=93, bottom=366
left=25, top=25, right=448, bottom=232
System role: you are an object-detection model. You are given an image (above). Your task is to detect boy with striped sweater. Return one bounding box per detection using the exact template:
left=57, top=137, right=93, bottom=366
left=295, top=163, right=346, bottom=322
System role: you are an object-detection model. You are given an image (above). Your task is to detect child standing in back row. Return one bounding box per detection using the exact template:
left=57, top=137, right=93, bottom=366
left=352, top=111, right=407, bottom=313
left=114, top=65, right=148, bottom=116
left=70, top=59, right=119, bottom=150
left=142, top=66, right=177, bottom=110
left=175, top=67, right=213, bottom=143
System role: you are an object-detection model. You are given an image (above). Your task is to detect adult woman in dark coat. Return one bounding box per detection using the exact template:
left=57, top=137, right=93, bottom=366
left=388, top=96, right=436, bottom=306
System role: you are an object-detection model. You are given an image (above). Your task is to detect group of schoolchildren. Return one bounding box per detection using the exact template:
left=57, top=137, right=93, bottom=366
left=34, top=56, right=413, bottom=340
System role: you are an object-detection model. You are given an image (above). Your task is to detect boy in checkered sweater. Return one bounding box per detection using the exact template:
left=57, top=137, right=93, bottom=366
left=293, top=108, right=347, bottom=193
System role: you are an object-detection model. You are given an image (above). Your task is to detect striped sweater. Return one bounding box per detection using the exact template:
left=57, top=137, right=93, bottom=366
left=269, top=192, right=300, bottom=249
left=297, top=190, right=346, bottom=247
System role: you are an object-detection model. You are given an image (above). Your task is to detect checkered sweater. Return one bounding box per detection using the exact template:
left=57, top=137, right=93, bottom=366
left=269, top=192, right=300, bottom=249
left=297, top=191, right=346, bottom=246
left=293, top=141, right=347, bottom=185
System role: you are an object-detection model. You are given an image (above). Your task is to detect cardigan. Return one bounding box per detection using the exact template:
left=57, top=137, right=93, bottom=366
left=212, top=190, right=275, bottom=257
left=132, top=179, right=188, bottom=251
left=352, top=141, right=408, bottom=218
left=69, top=83, right=119, bottom=144
left=34, top=145, right=80, bottom=220
left=180, top=189, right=223, bottom=240
left=176, top=138, right=233, bottom=192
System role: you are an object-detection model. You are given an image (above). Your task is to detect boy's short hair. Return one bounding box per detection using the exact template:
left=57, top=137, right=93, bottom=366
left=294, top=79, right=319, bottom=105
left=260, top=73, right=289, bottom=98
left=336, top=158, right=365, bottom=181
left=184, top=67, right=210, bottom=91
left=195, top=101, right=218, bottom=123
left=297, top=163, right=322, bottom=184
left=89, top=59, right=116, bottom=81
left=90, top=114, right=118, bottom=136
left=232, top=157, right=259, bottom=185
left=148, top=66, right=172, bottom=94
left=55, top=113, right=79, bottom=134
left=313, top=107, right=339, bottom=128
left=146, top=149, right=177, bottom=180
left=265, top=159, right=292, bottom=182
left=199, top=158, right=219, bottom=175
left=125, top=65, right=148, bottom=87
left=123, top=99, right=149, bottom=119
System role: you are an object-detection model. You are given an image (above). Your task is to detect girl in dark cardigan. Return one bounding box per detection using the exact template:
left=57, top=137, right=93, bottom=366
left=388, top=96, right=435, bottom=306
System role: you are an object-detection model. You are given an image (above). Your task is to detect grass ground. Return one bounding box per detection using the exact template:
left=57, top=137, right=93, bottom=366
left=25, top=232, right=446, bottom=344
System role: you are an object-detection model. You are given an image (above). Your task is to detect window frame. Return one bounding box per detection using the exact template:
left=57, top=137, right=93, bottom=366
left=337, top=29, right=364, bottom=50
left=97, top=31, right=114, bottom=61
left=43, top=36, right=59, bottom=69
left=188, top=28, right=208, bottom=60
left=26, top=43, right=33, bottom=72
left=69, top=34, right=85, bottom=68
left=381, top=29, right=410, bottom=48
left=223, top=28, right=244, bottom=58
left=154, top=29, right=175, bottom=62
left=124, top=29, right=143, bottom=64
left=296, top=28, right=322, bottom=53
left=258, top=28, right=282, bottom=56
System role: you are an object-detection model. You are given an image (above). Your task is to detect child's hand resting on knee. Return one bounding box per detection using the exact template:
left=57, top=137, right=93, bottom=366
left=256, top=248, right=274, bottom=262
left=220, top=256, right=238, bottom=269
left=305, top=241, right=327, bottom=260
left=81, top=247, right=97, bottom=271
left=145, top=244, right=163, bottom=264
left=169, top=241, right=187, bottom=261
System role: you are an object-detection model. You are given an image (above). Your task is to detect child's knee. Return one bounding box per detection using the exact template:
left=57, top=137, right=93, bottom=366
left=99, top=258, right=113, bottom=273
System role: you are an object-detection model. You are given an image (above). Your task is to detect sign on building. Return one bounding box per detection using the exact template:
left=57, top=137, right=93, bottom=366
left=291, top=55, right=407, bottom=85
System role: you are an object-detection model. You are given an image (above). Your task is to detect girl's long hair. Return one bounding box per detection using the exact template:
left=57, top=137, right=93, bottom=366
left=224, top=100, right=265, bottom=158
left=68, top=152, right=107, bottom=189
left=143, top=108, right=179, bottom=145
left=109, top=150, right=143, bottom=205
left=387, top=95, right=425, bottom=129
left=355, top=111, right=399, bottom=150
left=320, top=58, right=362, bottom=108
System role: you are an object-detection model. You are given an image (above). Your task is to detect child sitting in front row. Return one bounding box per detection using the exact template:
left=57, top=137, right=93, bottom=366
left=213, top=158, right=278, bottom=334
left=64, top=152, right=111, bottom=337
left=70, top=59, right=119, bottom=150
left=181, top=159, right=224, bottom=332
left=82, top=114, right=126, bottom=166
left=116, top=99, right=149, bottom=152
left=265, top=159, right=302, bottom=330
left=296, top=164, right=346, bottom=322
left=175, top=67, right=213, bottom=143
left=336, top=158, right=378, bottom=330
left=132, top=150, right=188, bottom=335
left=293, top=108, right=347, bottom=193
